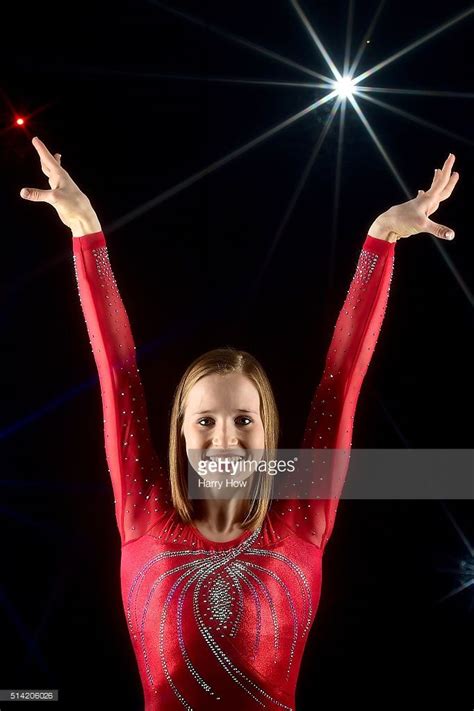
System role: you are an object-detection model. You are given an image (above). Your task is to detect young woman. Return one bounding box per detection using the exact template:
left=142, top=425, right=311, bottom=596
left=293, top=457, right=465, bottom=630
left=21, top=137, right=459, bottom=709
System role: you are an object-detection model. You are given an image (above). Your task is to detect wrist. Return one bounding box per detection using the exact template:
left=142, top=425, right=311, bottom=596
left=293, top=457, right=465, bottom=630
left=368, top=214, right=399, bottom=243
left=70, top=209, right=102, bottom=238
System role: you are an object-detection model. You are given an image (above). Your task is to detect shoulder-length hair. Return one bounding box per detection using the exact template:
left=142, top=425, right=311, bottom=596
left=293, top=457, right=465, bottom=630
left=168, top=346, right=280, bottom=531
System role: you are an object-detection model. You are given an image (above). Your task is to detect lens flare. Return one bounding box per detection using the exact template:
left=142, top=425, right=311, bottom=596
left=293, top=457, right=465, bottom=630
left=334, top=76, right=354, bottom=97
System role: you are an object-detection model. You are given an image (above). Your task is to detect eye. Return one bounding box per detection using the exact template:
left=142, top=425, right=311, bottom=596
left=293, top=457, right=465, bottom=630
left=197, top=416, right=253, bottom=427
left=236, top=416, right=253, bottom=426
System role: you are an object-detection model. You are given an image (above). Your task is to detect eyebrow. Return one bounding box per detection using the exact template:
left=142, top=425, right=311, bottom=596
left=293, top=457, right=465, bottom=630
left=192, top=409, right=258, bottom=415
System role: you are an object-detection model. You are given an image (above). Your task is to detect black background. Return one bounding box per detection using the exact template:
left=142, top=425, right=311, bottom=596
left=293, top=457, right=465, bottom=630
left=1, top=1, right=473, bottom=709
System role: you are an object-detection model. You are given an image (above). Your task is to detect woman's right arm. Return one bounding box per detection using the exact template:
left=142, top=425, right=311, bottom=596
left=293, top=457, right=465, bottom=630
left=21, top=137, right=172, bottom=545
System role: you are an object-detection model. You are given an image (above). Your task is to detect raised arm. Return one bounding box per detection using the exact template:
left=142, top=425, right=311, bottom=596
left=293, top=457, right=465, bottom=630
left=271, top=153, right=460, bottom=551
left=20, top=137, right=172, bottom=545
left=72, top=229, right=172, bottom=544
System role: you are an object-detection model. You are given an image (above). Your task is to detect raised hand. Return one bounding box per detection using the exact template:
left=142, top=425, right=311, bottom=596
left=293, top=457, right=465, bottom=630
left=369, top=153, right=460, bottom=242
left=20, top=137, right=101, bottom=236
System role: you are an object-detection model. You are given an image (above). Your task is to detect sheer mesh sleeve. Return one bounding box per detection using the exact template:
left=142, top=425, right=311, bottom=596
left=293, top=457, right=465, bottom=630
left=271, top=235, right=396, bottom=551
left=72, top=231, right=172, bottom=545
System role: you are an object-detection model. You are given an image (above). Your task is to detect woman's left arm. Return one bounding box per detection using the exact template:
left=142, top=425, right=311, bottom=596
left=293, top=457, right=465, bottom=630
left=271, top=153, right=460, bottom=550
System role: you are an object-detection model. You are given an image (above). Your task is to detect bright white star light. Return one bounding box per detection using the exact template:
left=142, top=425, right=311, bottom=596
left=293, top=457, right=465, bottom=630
left=122, top=0, right=473, bottom=305
left=334, top=75, right=354, bottom=97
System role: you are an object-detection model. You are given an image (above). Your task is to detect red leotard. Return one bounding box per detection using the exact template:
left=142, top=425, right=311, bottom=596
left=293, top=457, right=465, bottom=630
left=72, top=231, right=396, bottom=709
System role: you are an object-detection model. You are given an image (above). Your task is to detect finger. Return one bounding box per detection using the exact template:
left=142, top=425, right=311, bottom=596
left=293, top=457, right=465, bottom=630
left=437, top=153, right=456, bottom=192
left=439, top=171, right=460, bottom=201
left=429, top=168, right=440, bottom=190
left=424, top=169, right=460, bottom=216
left=424, top=218, right=455, bottom=240
left=20, top=187, right=55, bottom=204
left=54, top=153, right=62, bottom=165
left=442, top=152, right=456, bottom=169
left=416, top=189, right=434, bottom=208
left=32, top=137, right=60, bottom=173
left=430, top=154, right=455, bottom=188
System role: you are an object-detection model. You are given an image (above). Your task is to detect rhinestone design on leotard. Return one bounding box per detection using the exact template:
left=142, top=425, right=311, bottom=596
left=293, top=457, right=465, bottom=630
left=126, top=526, right=313, bottom=708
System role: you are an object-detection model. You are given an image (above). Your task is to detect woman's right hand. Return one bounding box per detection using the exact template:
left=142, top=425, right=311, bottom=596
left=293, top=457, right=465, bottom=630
left=20, top=136, right=101, bottom=236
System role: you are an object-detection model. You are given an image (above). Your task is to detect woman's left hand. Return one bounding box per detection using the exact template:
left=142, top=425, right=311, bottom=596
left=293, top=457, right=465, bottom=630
left=369, top=153, right=460, bottom=242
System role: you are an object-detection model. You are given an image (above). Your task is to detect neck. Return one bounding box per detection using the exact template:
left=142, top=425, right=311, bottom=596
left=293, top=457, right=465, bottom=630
left=193, top=497, right=250, bottom=535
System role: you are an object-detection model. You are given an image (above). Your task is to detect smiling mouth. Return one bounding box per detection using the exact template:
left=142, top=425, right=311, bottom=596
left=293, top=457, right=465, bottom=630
left=206, top=456, right=245, bottom=462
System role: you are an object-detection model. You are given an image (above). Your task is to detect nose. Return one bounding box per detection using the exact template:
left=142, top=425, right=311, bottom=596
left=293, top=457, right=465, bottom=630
left=212, top=421, right=239, bottom=448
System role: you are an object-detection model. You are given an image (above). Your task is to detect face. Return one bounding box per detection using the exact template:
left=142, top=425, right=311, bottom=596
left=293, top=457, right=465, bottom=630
left=182, top=372, right=266, bottom=485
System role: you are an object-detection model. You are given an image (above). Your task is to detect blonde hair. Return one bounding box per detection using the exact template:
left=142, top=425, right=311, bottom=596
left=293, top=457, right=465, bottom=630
left=168, top=346, right=280, bottom=530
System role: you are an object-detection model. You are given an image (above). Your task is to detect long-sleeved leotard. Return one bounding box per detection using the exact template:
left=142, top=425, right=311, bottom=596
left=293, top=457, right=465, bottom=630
left=72, top=230, right=395, bottom=710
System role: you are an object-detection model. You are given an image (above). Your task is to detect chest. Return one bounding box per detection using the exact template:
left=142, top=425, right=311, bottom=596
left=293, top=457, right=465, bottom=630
left=121, top=534, right=322, bottom=650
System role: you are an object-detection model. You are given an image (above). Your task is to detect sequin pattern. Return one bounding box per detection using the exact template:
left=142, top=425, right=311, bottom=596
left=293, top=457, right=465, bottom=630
left=125, top=526, right=313, bottom=709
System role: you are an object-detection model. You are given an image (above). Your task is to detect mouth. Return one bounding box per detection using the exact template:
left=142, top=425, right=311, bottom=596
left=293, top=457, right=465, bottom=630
left=205, top=455, right=246, bottom=462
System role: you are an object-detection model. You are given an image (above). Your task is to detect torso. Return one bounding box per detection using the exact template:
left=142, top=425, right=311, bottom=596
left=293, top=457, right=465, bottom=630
left=120, top=509, right=322, bottom=710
